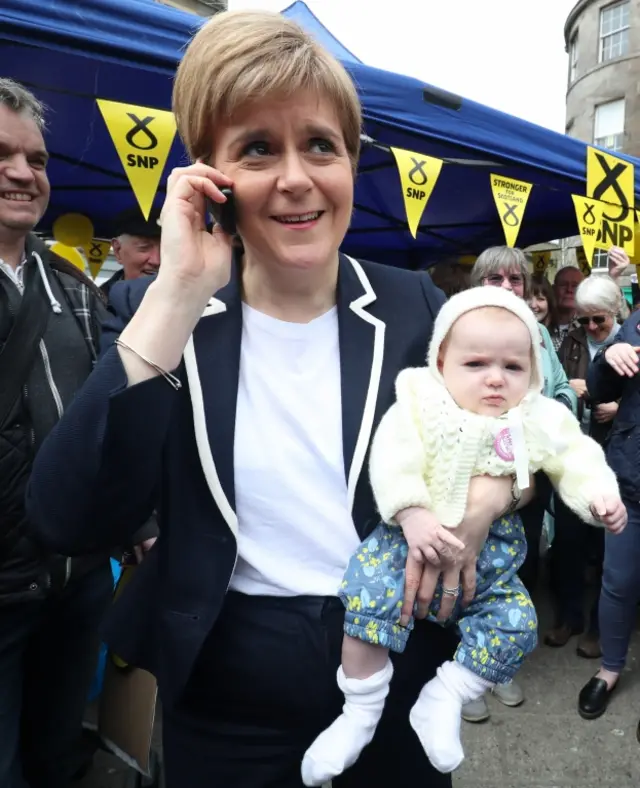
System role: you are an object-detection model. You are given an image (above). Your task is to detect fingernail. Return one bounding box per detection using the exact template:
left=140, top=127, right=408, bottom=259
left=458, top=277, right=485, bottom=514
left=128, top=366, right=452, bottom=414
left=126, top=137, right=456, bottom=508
left=399, top=615, right=408, bottom=627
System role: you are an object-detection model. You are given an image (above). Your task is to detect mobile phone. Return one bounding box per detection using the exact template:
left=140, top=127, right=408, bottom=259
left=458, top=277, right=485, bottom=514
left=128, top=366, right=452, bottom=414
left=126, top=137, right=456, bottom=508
left=207, top=187, right=237, bottom=236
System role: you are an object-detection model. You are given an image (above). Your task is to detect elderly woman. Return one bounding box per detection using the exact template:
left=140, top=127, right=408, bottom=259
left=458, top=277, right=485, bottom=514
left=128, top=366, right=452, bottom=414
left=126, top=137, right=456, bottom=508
left=545, top=276, right=621, bottom=660
left=461, top=246, right=576, bottom=722
left=24, top=11, right=528, bottom=788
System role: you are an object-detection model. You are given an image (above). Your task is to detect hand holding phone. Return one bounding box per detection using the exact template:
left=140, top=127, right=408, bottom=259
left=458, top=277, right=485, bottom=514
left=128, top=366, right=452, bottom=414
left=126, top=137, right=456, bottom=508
left=154, top=162, right=234, bottom=317
left=207, top=187, right=237, bottom=236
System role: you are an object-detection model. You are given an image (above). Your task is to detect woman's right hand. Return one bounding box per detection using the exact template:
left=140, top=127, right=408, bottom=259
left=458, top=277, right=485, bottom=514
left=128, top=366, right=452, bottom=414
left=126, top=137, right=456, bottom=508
left=569, top=379, right=588, bottom=398
left=117, top=163, right=236, bottom=384
left=604, top=343, right=640, bottom=378
left=157, top=162, right=235, bottom=306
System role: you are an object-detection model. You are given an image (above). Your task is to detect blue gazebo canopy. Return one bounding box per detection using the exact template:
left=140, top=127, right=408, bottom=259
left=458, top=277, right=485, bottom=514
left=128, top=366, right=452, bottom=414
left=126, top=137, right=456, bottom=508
left=1, top=0, right=636, bottom=265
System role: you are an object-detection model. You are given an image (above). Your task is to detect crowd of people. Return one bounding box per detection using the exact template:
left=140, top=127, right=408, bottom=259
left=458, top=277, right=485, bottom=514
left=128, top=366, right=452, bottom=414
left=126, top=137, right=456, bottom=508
left=1, top=8, right=640, bottom=788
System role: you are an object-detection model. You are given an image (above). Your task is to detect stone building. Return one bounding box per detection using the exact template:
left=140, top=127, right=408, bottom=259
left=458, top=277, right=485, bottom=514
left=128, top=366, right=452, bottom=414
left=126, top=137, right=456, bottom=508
left=564, top=0, right=639, bottom=274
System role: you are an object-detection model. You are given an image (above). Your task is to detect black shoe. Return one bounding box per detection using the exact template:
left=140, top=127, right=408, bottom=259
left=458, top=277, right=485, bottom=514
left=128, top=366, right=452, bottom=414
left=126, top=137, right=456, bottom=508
left=576, top=631, right=602, bottom=659
left=544, top=623, right=583, bottom=648
left=578, top=675, right=617, bottom=720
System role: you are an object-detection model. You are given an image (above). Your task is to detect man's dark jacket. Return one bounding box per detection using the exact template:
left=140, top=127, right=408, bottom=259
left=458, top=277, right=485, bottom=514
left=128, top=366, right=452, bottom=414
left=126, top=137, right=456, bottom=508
left=0, top=235, right=106, bottom=603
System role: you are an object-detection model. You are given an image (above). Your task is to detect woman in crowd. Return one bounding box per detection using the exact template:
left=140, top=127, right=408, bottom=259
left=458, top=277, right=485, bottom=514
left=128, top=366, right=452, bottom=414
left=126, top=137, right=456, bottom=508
left=24, top=11, right=532, bottom=787
left=461, top=247, right=576, bottom=722
left=546, top=276, right=622, bottom=658
left=529, top=274, right=561, bottom=344
left=576, top=285, right=640, bottom=721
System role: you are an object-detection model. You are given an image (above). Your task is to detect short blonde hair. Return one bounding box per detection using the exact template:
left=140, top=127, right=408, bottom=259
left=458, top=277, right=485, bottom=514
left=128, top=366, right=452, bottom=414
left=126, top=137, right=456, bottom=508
left=173, top=10, right=362, bottom=170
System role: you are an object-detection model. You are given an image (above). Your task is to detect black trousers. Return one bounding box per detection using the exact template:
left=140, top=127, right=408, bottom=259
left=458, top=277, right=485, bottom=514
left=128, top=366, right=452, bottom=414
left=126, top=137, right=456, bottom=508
left=164, top=591, right=456, bottom=788
left=549, top=496, right=603, bottom=633
left=518, top=472, right=553, bottom=596
left=0, top=561, right=112, bottom=788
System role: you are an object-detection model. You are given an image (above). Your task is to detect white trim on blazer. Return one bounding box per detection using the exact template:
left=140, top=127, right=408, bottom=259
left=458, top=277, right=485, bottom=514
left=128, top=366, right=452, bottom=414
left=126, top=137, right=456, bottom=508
left=344, top=256, right=386, bottom=512
left=183, top=298, right=239, bottom=539
left=182, top=256, right=385, bottom=539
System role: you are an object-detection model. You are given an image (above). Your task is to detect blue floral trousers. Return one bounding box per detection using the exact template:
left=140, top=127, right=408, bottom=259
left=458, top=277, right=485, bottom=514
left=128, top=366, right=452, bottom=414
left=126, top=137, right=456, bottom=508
left=339, top=513, right=538, bottom=684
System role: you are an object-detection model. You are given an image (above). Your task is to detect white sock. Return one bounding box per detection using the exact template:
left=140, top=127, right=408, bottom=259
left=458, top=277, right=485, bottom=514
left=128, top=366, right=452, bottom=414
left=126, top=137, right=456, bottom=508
left=409, top=661, right=493, bottom=774
left=301, top=660, right=393, bottom=787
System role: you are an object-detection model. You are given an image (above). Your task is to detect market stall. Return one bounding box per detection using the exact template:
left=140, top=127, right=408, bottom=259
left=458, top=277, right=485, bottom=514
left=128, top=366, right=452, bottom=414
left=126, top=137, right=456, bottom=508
left=1, top=0, right=638, bottom=267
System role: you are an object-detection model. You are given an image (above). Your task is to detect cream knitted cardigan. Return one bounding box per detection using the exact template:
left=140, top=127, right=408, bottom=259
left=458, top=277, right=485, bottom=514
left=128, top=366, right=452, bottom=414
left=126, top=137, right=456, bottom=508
left=369, top=368, right=620, bottom=529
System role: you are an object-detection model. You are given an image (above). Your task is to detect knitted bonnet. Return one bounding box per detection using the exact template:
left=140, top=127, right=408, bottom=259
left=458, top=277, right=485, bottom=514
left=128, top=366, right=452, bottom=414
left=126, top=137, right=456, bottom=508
left=427, top=286, right=544, bottom=394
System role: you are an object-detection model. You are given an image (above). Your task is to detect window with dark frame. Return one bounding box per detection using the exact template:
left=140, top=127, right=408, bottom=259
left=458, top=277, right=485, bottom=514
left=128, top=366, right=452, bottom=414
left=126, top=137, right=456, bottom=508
left=592, top=249, right=609, bottom=270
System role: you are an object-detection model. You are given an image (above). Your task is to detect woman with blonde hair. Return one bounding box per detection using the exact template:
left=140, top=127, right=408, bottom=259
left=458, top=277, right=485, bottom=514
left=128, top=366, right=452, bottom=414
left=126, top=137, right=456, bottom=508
left=26, top=11, right=529, bottom=787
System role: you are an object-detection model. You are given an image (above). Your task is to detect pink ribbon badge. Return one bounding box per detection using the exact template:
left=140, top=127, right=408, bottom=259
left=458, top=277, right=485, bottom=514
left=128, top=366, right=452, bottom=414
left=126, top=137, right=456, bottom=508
left=494, top=428, right=514, bottom=462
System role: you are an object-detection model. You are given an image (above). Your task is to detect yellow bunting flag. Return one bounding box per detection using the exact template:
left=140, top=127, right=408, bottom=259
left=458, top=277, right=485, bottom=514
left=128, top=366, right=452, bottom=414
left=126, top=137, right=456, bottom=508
left=489, top=175, right=533, bottom=248
left=572, top=194, right=604, bottom=267
left=586, top=146, right=635, bottom=257
left=83, top=239, right=111, bottom=280
left=575, top=246, right=592, bottom=277
left=391, top=148, right=443, bottom=238
left=97, top=99, right=177, bottom=220
left=531, top=251, right=551, bottom=276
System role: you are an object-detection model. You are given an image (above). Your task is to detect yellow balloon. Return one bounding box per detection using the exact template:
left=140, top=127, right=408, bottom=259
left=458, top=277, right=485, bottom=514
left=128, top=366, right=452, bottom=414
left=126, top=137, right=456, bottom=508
left=50, top=242, right=86, bottom=272
left=52, top=213, right=94, bottom=248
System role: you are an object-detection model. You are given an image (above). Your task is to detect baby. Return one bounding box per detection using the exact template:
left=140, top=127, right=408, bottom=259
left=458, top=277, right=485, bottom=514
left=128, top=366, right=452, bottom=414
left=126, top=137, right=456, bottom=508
left=302, top=286, right=626, bottom=785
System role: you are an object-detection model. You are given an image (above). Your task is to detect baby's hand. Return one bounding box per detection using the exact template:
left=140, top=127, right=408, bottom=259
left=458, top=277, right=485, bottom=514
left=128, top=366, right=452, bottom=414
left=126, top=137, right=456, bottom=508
left=590, top=493, right=627, bottom=535
left=398, top=507, right=465, bottom=565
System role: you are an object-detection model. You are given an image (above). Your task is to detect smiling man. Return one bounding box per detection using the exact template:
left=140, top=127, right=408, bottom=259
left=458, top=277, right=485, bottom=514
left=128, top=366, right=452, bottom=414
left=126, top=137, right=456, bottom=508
left=100, top=206, right=161, bottom=299
left=0, top=79, right=113, bottom=788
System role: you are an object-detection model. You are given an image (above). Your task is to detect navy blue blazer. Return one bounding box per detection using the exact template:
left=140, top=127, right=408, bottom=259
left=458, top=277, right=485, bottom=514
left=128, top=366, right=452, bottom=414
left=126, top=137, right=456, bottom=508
left=26, top=254, right=447, bottom=706
left=588, top=313, right=640, bottom=503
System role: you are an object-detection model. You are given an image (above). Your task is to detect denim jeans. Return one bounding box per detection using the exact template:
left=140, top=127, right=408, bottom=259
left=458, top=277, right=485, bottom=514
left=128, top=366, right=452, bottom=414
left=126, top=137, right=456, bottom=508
left=0, top=561, right=112, bottom=788
left=599, top=500, right=640, bottom=672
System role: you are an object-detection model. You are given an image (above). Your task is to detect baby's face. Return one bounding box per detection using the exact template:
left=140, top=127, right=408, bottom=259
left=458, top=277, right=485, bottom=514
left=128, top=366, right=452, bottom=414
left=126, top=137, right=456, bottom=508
left=439, top=307, right=532, bottom=416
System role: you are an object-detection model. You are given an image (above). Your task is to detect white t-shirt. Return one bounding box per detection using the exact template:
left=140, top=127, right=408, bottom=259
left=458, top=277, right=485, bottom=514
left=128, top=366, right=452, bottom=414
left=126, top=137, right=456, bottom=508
left=229, top=304, right=361, bottom=597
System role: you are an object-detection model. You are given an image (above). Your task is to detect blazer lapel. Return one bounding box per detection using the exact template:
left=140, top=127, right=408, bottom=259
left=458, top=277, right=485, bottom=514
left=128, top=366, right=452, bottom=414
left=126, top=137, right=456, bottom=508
left=337, top=255, right=387, bottom=514
left=183, top=255, right=387, bottom=535
left=183, top=263, right=242, bottom=538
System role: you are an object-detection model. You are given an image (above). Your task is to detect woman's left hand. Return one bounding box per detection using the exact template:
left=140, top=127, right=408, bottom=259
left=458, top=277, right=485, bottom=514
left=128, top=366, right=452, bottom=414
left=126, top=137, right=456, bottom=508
left=401, top=539, right=477, bottom=626
left=401, top=475, right=518, bottom=625
left=594, top=401, right=619, bottom=423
